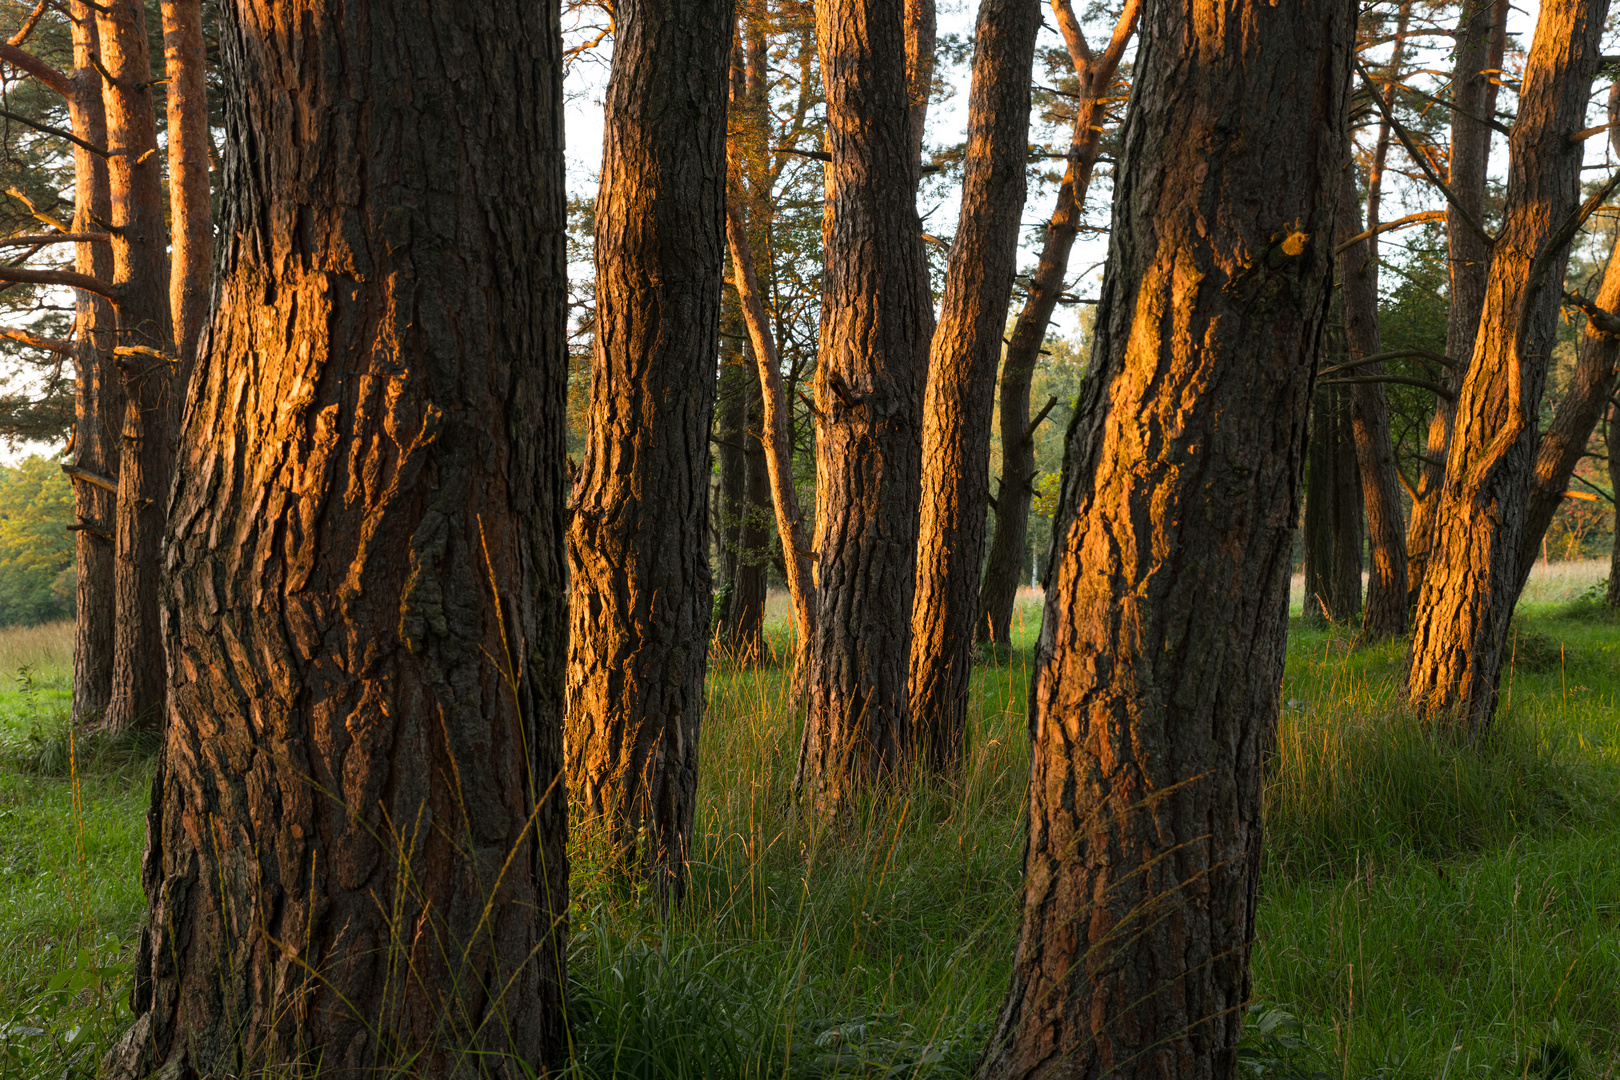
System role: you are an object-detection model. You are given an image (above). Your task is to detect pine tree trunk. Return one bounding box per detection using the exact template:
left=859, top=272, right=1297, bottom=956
left=1405, top=0, right=1508, bottom=601
left=160, top=0, right=212, bottom=407
left=794, top=0, right=932, bottom=813
left=907, top=0, right=1040, bottom=771
left=726, top=201, right=817, bottom=689
left=976, top=0, right=1139, bottom=648
left=566, top=0, right=731, bottom=899
left=715, top=346, right=749, bottom=627
left=1609, top=405, right=1620, bottom=608
left=68, top=1, right=119, bottom=728
left=725, top=362, right=770, bottom=660
left=1334, top=167, right=1407, bottom=640
left=1406, top=0, right=1607, bottom=736
left=97, top=0, right=175, bottom=736
left=1516, top=222, right=1620, bottom=596
left=1302, top=380, right=1362, bottom=625
left=99, top=0, right=570, bottom=1075
left=978, top=0, right=1350, bottom=1069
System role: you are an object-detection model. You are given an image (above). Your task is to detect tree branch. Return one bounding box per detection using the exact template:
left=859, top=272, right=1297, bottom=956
left=7, top=1, right=50, bottom=47
left=0, top=42, right=71, bottom=97
left=1318, top=374, right=1456, bottom=400
left=1334, top=210, right=1447, bottom=255
left=0, top=264, right=118, bottom=299
left=0, top=327, right=72, bottom=353
left=1023, top=395, right=1059, bottom=443
left=0, top=108, right=110, bottom=158
left=1355, top=58, right=1493, bottom=248
left=62, top=464, right=117, bottom=494
left=1317, top=348, right=1455, bottom=377
left=0, top=232, right=111, bottom=248
left=1562, top=289, right=1620, bottom=335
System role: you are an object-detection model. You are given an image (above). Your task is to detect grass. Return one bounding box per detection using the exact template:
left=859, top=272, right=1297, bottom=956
left=3, top=569, right=1620, bottom=1078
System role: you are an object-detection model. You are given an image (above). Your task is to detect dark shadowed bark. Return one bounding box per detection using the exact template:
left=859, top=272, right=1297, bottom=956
left=566, top=0, right=732, bottom=900
left=907, top=0, right=1040, bottom=771
left=1405, top=0, right=1509, bottom=601
left=1333, top=166, right=1407, bottom=639
left=977, top=0, right=1139, bottom=647
left=1516, top=229, right=1620, bottom=596
left=1609, top=405, right=1620, bottom=608
left=1302, top=379, right=1362, bottom=625
left=160, top=0, right=212, bottom=406
left=99, top=0, right=571, bottom=1075
left=725, top=356, right=771, bottom=659
left=97, top=0, right=174, bottom=736
left=977, top=0, right=1351, bottom=1071
left=68, top=2, right=120, bottom=727
left=1405, top=0, right=1608, bottom=736
left=794, top=0, right=932, bottom=814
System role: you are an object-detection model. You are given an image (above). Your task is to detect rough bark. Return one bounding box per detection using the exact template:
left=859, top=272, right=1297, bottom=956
left=1609, top=404, right=1620, bottom=608
left=1405, top=0, right=1607, bottom=736
left=726, top=200, right=817, bottom=688
left=99, top=0, right=571, bottom=1075
left=794, top=0, right=932, bottom=813
left=977, top=0, right=1139, bottom=648
left=1334, top=166, right=1407, bottom=640
left=978, top=0, right=1351, bottom=1071
left=1301, top=378, right=1362, bottom=625
left=1405, top=0, right=1509, bottom=601
left=68, top=2, right=120, bottom=728
left=1516, top=228, right=1620, bottom=595
left=566, top=0, right=731, bottom=900
left=907, top=0, right=1039, bottom=771
left=160, top=0, right=212, bottom=407
left=97, top=0, right=175, bottom=736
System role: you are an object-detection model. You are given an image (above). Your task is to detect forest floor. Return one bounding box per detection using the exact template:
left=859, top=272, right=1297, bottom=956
left=1, top=561, right=1618, bottom=1078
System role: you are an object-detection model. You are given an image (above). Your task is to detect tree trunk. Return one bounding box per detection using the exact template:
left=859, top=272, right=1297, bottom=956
left=976, top=0, right=1139, bottom=648
left=566, top=0, right=731, bottom=900
left=978, top=0, right=1350, bottom=1070
left=907, top=0, right=1039, bottom=772
left=68, top=1, right=120, bottom=729
left=715, top=344, right=748, bottom=625
left=1405, top=0, right=1607, bottom=736
left=1609, top=404, right=1620, bottom=608
left=794, top=0, right=932, bottom=813
left=1301, top=379, right=1362, bottom=625
left=1334, top=167, right=1407, bottom=640
left=725, top=359, right=770, bottom=660
left=1516, top=223, right=1620, bottom=596
left=97, top=0, right=175, bottom=736
left=99, top=0, right=571, bottom=1075
left=160, top=0, right=212, bottom=409
left=726, top=201, right=817, bottom=690
left=1405, top=0, right=1508, bottom=602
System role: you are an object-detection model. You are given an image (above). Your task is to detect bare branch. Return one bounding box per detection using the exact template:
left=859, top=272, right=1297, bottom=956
left=1318, top=348, right=1455, bottom=376
left=1318, top=374, right=1456, bottom=400
left=0, top=264, right=118, bottom=299
left=1562, top=290, right=1620, bottom=335
left=1333, top=210, right=1447, bottom=255
left=0, top=326, right=72, bottom=353
left=62, top=464, right=117, bottom=493
left=0, top=42, right=71, bottom=97
left=1355, top=58, right=1493, bottom=248
left=0, top=107, right=110, bottom=157
left=0, top=232, right=111, bottom=248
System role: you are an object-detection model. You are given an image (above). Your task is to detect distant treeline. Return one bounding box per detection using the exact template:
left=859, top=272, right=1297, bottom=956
left=0, top=456, right=72, bottom=627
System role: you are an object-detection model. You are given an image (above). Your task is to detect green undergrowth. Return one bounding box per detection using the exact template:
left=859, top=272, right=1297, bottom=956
left=3, top=588, right=1620, bottom=1077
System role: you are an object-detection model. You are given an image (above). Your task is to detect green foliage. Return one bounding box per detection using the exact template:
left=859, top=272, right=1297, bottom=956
left=0, top=457, right=73, bottom=628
